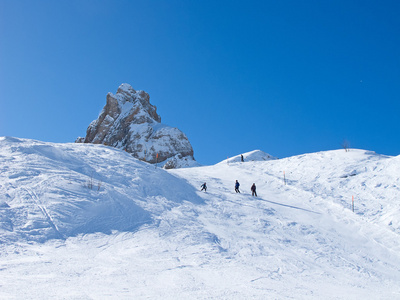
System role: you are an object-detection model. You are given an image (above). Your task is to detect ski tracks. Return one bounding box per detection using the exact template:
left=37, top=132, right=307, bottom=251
left=23, top=187, right=64, bottom=240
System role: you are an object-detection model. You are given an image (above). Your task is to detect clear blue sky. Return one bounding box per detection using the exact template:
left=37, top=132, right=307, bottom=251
left=1, top=0, right=399, bottom=165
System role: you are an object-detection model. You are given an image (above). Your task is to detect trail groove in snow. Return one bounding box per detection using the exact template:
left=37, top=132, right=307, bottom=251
left=23, top=187, right=64, bottom=240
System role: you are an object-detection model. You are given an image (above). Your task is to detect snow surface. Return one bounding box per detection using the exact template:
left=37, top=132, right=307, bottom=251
left=1, top=137, right=400, bottom=299
left=219, top=150, right=277, bottom=164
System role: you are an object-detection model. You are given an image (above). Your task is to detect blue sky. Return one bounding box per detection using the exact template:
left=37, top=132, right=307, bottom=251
left=1, top=0, right=399, bottom=165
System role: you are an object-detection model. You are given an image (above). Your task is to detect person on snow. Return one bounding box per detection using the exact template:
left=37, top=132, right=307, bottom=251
left=235, top=180, right=240, bottom=193
left=241, top=154, right=244, bottom=162
left=200, top=182, right=207, bottom=192
left=251, top=183, right=257, bottom=197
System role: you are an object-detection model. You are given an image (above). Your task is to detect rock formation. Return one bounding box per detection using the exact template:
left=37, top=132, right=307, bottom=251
left=76, top=83, right=196, bottom=168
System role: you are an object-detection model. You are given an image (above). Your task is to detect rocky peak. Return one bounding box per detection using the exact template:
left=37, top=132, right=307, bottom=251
left=76, top=83, right=197, bottom=168
left=116, top=83, right=136, bottom=97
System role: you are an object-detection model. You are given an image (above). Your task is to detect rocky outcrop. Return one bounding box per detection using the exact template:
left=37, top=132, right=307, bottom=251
left=76, top=83, right=197, bottom=168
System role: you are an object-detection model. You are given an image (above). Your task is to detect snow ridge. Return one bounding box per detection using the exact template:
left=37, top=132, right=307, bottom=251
left=219, top=149, right=277, bottom=164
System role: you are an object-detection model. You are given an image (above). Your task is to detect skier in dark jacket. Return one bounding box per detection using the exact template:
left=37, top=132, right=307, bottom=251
left=200, top=182, right=207, bottom=192
left=235, top=180, right=240, bottom=193
left=251, top=183, right=257, bottom=197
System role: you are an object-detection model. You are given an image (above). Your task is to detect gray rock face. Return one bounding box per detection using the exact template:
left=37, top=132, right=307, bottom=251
left=77, top=83, right=196, bottom=168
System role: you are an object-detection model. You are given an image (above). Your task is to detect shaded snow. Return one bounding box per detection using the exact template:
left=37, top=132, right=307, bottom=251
left=0, top=137, right=202, bottom=243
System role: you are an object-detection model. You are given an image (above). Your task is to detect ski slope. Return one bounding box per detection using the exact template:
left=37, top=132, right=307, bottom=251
left=1, top=137, right=400, bottom=299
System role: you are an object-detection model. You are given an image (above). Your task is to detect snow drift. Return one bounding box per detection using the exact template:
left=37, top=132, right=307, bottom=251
left=0, top=136, right=202, bottom=243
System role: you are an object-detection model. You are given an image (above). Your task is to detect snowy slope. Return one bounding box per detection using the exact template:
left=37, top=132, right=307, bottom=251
left=0, top=137, right=202, bottom=243
left=1, top=137, right=400, bottom=299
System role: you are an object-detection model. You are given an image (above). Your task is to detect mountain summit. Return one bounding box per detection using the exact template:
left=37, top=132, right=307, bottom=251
left=76, top=83, right=196, bottom=168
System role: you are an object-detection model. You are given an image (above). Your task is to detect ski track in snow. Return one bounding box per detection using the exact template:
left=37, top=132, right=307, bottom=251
left=1, top=137, right=400, bottom=299
left=23, top=187, right=65, bottom=239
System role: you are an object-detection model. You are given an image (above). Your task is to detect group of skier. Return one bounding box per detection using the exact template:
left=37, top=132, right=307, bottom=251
left=200, top=180, right=257, bottom=197
left=234, top=180, right=257, bottom=196
left=200, top=154, right=258, bottom=196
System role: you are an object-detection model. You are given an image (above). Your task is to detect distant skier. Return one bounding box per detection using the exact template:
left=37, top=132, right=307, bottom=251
left=200, top=182, right=207, bottom=192
left=241, top=154, right=244, bottom=162
left=235, top=180, right=240, bottom=193
left=251, top=183, right=257, bottom=197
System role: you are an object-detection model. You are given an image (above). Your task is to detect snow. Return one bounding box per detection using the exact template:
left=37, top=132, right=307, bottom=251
left=0, top=137, right=201, bottom=243
left=220, top=149, right=277, bottom=164
left=1, top=137, right=400, bottom=299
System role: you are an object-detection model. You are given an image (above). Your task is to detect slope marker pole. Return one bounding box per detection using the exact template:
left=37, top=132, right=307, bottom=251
left=156, top=153, right=159, bottom=168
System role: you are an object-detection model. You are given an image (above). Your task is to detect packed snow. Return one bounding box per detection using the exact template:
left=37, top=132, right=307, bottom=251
left=1, top=137, right=400, bottom=299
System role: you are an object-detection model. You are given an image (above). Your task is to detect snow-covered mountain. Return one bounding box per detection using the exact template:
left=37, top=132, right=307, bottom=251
left=76, top=83, right=197, bottom=169
left=1, top=137, right=400, bottom=299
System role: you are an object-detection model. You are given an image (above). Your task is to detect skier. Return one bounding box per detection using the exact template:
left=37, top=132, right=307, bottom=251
left=251, top=183, right=257, bottom=197
left=235, top=180, right=240, bottom=193
left=200, top=182, right=207, bottom=192
left=241, top=154, right=244, bottom=162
